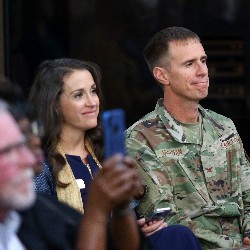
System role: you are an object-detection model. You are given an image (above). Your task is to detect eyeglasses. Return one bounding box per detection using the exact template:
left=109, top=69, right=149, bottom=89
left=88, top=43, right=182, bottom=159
left=0, top=137, right=28, bottom=157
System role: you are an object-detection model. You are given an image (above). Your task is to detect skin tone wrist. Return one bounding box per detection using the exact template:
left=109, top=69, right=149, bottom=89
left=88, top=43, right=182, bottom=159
left=113, top=204, right=133, bottom=217
left=84, top=208, right=109, bottom=224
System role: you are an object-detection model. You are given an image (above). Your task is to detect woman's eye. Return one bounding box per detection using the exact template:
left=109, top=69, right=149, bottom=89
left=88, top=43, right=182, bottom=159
left=91, top=87, right=97, bottom=94
left=74, top=93, right=83, bottom=99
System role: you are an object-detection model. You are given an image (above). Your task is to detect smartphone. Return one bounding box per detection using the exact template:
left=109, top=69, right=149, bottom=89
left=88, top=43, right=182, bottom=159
left=146, top=207, right=172, bottom=223
left=101, top=109, right=126, bottom=159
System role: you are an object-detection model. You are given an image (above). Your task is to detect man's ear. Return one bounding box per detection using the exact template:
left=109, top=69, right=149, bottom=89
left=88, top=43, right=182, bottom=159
left=152, top=67, right=169, bottom=85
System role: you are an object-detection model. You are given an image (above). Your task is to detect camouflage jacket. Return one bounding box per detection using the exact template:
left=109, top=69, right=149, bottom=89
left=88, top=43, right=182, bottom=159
left=126, top=99, right=250, bottom=249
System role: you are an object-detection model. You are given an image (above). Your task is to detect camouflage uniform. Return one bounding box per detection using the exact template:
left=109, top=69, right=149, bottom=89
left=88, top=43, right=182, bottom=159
left=126, top=98, right=250, bottom=249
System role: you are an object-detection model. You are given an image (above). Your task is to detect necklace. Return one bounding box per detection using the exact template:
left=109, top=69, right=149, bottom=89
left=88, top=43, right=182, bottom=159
left=86, top=164, right=93, bottom=178
left=85, top=140, right=102, bottom=168
left=57, top=140, right=102, bottom=179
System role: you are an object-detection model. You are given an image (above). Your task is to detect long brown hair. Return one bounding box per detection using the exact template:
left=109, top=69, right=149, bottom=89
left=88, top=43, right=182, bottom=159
left=29, top=58, right=104, bottom=183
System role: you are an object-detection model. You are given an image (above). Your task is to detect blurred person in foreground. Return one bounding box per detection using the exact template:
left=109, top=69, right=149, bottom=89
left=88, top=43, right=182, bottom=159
left=126, top=26, right=250, bottom=249
left=0, top=77, right=44, bottom=175
left=0, top=99, right=149, bottom=250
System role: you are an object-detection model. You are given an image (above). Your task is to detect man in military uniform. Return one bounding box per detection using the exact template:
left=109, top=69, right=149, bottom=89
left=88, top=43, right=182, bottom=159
left=126, top=26, right=250, bottom=249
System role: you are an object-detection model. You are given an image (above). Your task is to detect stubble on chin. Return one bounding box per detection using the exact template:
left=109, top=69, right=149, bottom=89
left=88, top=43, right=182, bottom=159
left=12, top=183, right=36, bottom=211
left=0, top=169, right=36, bottom=211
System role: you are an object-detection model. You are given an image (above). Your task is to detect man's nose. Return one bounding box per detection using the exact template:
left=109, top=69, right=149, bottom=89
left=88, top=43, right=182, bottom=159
left=196, top=62, right=208, bottom=76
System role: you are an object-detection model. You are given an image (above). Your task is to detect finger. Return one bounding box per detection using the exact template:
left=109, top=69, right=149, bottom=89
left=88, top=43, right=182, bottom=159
left=101, top=162, right=140, bottom=195
left=146, top=220, right=165, bottom=229
left=137, top=218, right=146, bottom=226
left=243, top=237, right=250, bottom=245
left=123, top=156, right=136, bottom=168
left=102, top=154, right=124, bottom=170
left=157, top=223, right=167, bottom=230
left=103, top=167, right=140, bottom=191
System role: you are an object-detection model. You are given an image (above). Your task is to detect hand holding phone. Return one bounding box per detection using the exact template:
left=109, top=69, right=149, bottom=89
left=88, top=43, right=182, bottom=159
left=145, top=207, right=172, bottom=223
left=101, top=109, right=126, bottom=159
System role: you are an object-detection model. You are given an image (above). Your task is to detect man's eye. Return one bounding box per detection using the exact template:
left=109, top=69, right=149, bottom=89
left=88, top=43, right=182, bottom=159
left=202, top=59, right=207, bottom=64
left=186, top=62, right=193, bottom=67
left=0, top=141, right=26, bottom=156
left=2, top=146, right=12, bottom=154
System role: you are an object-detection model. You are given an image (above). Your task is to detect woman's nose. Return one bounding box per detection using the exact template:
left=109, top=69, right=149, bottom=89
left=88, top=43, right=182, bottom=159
left=85, top=94, right=96, bottom=106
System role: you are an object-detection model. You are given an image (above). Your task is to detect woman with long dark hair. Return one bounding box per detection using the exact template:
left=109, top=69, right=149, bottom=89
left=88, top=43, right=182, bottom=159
left=29, top=58, right=104, bottom=213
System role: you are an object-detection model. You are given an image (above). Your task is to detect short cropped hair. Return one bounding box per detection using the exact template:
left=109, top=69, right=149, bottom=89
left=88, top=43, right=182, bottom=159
left=143, top=26, right=200, bottom=72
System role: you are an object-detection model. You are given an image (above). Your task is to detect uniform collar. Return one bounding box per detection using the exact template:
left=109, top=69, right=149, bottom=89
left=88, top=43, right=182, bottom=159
left=156, top=98, right=222, bottom=144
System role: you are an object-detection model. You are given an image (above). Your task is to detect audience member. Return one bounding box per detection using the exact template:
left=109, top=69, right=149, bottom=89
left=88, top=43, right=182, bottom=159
left=0, top=77, right=44, bottom=174
left=29, top=58, right=104, bottom=213
left=126, top=26, right=250, bottom=249
left=0, top=99, right=149, bottom=250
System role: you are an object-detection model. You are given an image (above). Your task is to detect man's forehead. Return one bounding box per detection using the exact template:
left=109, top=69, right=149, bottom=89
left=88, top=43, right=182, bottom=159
left=0, top=111, right=21, bottom=148
left=170, top=38, right=200, bottom=47
left=167, top=38, right=205, bottom=60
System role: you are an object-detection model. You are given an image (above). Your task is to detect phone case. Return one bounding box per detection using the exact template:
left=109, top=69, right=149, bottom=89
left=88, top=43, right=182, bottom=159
left=101, top=109, right=126, bottom=159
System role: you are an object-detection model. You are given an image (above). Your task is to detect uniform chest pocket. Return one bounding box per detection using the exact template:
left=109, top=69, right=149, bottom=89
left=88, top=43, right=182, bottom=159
left=201, top=135, right=241, bottom=201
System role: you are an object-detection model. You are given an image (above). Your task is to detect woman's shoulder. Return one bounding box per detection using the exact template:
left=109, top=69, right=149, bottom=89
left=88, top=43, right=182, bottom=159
left=36, top=161, right=53, bottom=178
left=33, top=161, right=56, bottom=197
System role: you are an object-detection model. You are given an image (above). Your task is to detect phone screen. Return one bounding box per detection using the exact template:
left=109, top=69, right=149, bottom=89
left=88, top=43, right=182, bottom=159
left=101, top=109, right=126, bottom=159
left=146, top=207, right=172, bottom=222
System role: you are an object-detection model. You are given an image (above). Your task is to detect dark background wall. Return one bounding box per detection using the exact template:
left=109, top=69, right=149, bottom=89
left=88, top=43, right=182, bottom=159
left=4, top=0, right=250, bottom=153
